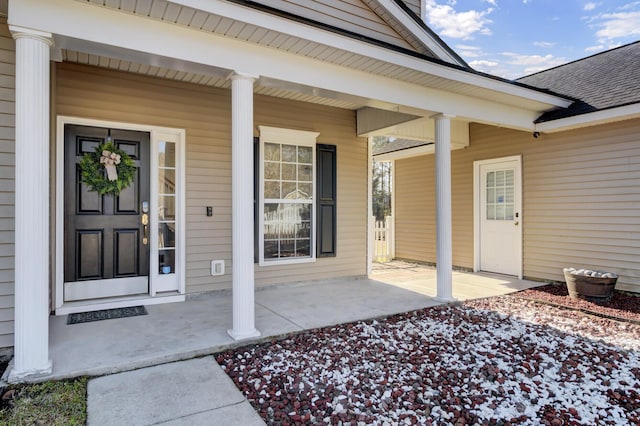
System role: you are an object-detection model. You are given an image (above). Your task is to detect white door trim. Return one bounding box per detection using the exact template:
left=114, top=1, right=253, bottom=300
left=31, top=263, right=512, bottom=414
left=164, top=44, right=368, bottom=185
left=55, top=116, right=186, bottom=312
left=473, top=155, right=523, bottom=279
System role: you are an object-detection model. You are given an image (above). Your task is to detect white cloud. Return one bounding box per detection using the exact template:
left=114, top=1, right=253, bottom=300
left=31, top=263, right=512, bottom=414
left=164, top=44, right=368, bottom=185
left=584, top=2, right=597, bottom=11
left=593, top=11, right=640, bottom=40
left=423, top=0, right=494, bottom=40
left=502, top=52, right=567, bottom=75
left=533, top=41, right=556, bottom=48
left=483, top=0, right=498, bottom=5
left=454, top=44, right=484, bottom=58
left=584, top=44, right=604, bottom=52
left=469, top=59, right=499, bottom=68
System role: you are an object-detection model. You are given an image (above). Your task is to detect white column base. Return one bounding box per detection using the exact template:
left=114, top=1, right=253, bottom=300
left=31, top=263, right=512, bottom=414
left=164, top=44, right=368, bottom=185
left=7, top=361, right=52, bottom=383
left=227, top=328, right=262, bottom=341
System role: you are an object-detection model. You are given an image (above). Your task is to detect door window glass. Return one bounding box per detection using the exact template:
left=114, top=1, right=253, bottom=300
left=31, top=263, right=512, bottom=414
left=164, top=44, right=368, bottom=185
left=158, top=141, right=176, bottom=274
left=486, top=169, right=514, bottom=220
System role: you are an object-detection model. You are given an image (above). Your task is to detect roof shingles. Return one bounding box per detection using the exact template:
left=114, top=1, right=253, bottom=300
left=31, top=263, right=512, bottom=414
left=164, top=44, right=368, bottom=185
left=517, top=41, right=640, bottom=122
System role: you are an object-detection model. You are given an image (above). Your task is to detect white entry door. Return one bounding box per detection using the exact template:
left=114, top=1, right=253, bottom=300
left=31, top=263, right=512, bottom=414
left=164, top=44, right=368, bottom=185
left=476, top=157, right=522, bottom=277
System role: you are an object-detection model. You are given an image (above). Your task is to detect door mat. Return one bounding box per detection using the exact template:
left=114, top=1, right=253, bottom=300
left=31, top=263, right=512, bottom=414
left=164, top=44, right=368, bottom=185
left=67, top=306, right=148, bottom=325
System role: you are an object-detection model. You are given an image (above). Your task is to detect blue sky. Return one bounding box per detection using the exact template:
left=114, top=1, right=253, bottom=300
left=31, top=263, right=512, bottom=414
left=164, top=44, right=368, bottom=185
left=422, top=0, right=640, bottom=79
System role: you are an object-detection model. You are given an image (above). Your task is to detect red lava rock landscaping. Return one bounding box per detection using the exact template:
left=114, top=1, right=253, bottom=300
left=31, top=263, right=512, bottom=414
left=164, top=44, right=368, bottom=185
left=216, top=297, right=640, bottom=425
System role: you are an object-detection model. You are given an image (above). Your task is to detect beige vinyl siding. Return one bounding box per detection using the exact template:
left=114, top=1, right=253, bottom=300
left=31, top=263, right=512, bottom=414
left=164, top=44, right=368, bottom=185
left=55, top=62, right=367, bottom=295
left=394, top=119, right=640, bottom=293
left=259, top=0, right=417, bottom=51
left=0, top=21, right=13, bottom=348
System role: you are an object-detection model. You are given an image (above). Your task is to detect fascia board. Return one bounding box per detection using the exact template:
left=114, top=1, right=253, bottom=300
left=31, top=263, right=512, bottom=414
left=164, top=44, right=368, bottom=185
left=535, top=103, right=640, bottom=133
left=168, top=0, right=570, bottom=108
left=372, top=0, right=464, bottom=66
left=12, top=0, right=538, bottom=129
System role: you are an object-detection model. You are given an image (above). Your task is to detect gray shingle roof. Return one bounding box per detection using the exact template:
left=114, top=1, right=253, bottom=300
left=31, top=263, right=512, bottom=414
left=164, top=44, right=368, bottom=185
left=517, top=41, right=640, bottom=123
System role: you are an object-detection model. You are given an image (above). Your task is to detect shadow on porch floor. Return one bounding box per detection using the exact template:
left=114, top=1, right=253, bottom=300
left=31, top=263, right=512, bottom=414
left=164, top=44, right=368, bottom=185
left=48, top=262, right=543, bottom=381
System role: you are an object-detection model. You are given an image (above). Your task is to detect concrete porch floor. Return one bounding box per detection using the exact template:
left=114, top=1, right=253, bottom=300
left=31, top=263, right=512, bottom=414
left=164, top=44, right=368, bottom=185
left=49, top=261, right=543, bottom=381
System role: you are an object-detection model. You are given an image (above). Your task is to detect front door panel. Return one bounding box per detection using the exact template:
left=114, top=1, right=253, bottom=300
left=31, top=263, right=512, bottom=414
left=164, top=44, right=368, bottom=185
left=64, top=125, right=150, bottom=301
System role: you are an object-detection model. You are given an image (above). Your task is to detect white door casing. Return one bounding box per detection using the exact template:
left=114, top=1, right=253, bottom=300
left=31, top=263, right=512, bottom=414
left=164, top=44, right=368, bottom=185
left=474, top=156, right=522, bottom=278
left=55, top=116, right=186, bottom=314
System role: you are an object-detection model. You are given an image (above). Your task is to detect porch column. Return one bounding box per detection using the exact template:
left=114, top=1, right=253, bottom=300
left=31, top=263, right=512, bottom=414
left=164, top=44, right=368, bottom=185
left=228, top=72, right=261, bottom=340
left=10, top=27, right=53, bottom=380
left=434, top=114, right=455, bottom=302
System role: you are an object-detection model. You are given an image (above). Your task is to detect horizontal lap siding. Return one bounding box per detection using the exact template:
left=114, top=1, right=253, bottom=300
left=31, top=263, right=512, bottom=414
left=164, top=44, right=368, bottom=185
left=259, top=0, right=414, bottom=50
left=394, top=148, right=474, bottom=269
left=56, top=63, right=366, bottom=295
left=395, top=120, right=640, bottom=293
left=0, top=22, right=13, bottom=348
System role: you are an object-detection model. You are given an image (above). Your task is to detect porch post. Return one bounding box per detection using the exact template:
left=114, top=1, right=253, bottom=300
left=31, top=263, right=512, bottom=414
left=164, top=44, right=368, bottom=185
left=434, top=114, right=455, bottom=302
left=228, top=72, right=261, bottom=340
left=10, top=26, right=53, bottom=379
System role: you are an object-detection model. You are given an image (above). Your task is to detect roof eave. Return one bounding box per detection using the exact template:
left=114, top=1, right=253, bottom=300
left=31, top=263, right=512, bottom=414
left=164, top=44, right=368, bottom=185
left=535, top=103, right=640, bottom=133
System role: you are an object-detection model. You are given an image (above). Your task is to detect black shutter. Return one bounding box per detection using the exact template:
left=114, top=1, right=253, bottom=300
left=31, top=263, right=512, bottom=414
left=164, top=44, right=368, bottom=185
left=253, top=137, right=259, bottom=263
left=316, top=144, right=337, bottom=257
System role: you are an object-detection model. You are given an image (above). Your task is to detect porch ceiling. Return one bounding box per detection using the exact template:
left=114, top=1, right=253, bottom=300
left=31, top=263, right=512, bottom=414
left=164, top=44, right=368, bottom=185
left=60, top=49, right=365, bottom=110
left=65, top=0, right=569, bottom=113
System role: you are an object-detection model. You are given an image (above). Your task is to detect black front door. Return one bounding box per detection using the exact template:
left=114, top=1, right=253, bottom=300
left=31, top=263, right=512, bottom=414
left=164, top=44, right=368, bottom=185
left=64, top=124, right=150, bottom=301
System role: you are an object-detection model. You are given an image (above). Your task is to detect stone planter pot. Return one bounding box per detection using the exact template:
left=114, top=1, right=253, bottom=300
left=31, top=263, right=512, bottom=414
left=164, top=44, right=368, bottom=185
left=563, top=268, right=617, bottom=301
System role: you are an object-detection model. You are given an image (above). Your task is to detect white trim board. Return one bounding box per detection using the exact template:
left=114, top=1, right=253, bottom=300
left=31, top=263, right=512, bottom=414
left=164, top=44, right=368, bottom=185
left=55, top=116, right=186, bottom=313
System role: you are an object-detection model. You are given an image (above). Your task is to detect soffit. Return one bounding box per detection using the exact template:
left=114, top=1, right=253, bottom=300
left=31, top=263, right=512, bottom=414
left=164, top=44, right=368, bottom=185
left=74, top=0, right=567, bottom=112
left=60, top=49, right=364, bottom=110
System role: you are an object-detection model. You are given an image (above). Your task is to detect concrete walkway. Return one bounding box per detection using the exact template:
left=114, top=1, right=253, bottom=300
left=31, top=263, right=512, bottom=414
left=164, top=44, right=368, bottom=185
left=55, top=262, right=542, bottom=425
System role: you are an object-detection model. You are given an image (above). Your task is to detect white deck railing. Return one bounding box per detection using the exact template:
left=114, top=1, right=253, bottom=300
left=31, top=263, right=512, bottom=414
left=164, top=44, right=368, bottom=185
left=373, top=215, right=393, bottom=263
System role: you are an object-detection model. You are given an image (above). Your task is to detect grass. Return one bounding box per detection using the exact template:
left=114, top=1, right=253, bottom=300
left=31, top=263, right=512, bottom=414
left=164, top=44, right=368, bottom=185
left=0, top=377, right=88, bottom=425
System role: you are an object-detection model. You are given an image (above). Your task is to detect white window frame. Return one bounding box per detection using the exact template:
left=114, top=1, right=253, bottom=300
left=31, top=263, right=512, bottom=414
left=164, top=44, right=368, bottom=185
left=258, top=126, right=320, bottom=266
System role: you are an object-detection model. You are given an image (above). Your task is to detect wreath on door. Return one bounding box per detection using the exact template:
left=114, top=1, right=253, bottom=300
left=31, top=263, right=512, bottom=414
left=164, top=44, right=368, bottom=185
left=79, top=141, right=137, bottom=196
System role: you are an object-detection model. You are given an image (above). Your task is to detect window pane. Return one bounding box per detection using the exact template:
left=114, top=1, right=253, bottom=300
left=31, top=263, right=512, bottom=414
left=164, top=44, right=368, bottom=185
left=506, top=187, right=514, bottom=203
left=486, top=171, right=495, bottom=187
left=280, top=239, right=295, bottom=258
left=159, top=168, right=176, bottom=195
left=296, top=239, right=310, bottom=257
left=281, top=163, right=296, bottom=180
left=158, top=142, right=176, bottom=167
left=158, top=223, right=175, bottom=248
left=298, top=164, right=312, bottom=182
left=264, top=162, right=280, bottom=180
left=296, top=221, right=310, bottom=238
left=159, top=249, right=175, bottom=274
left=282, top=144, right=296, bottom=162
left=505, top=170, right=514, bottom=186
left=282, top=181, right=297, bottom=199
left=298, top=146, right=312, bottom=164
left=158, top=195, right=175, bottom=220
left=264, top=181, right=280, bottom=199
left=298, top=183, right=312, bottom=199
left=265, top=143, right=280, bottom=161
left=487, top=205, right=495, bottom=220
left=505, top=204, right=514, bottom=220
left=487, top=188, right=495, bottom=204
left=496, top=170, right=505, bottom=186
left=496, top=188, right=505, bottom=204
left=496, top=204, right=505, bottom=220
left=264, top=240, right=279, bottom=259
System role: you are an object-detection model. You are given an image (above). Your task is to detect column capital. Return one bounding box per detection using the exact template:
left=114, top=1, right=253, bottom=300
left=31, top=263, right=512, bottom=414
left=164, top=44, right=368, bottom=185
left=9, top=25, right=54, bottom=46
left=431, top=113, right=456, bottom=121
left=228, top=71, right=259, bottom=82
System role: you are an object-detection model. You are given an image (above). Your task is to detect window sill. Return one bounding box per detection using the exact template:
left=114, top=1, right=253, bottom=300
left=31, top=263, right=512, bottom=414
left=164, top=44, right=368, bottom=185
left=259, top=257, right=316, bottom=267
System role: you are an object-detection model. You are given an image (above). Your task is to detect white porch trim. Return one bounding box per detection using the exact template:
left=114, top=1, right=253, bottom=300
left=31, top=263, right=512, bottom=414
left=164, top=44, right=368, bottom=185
left=434, top=114, right=455, bottom=302
left=10, top=25, right=53, bottom=381
left=228, top=72, right=260, bottom=340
